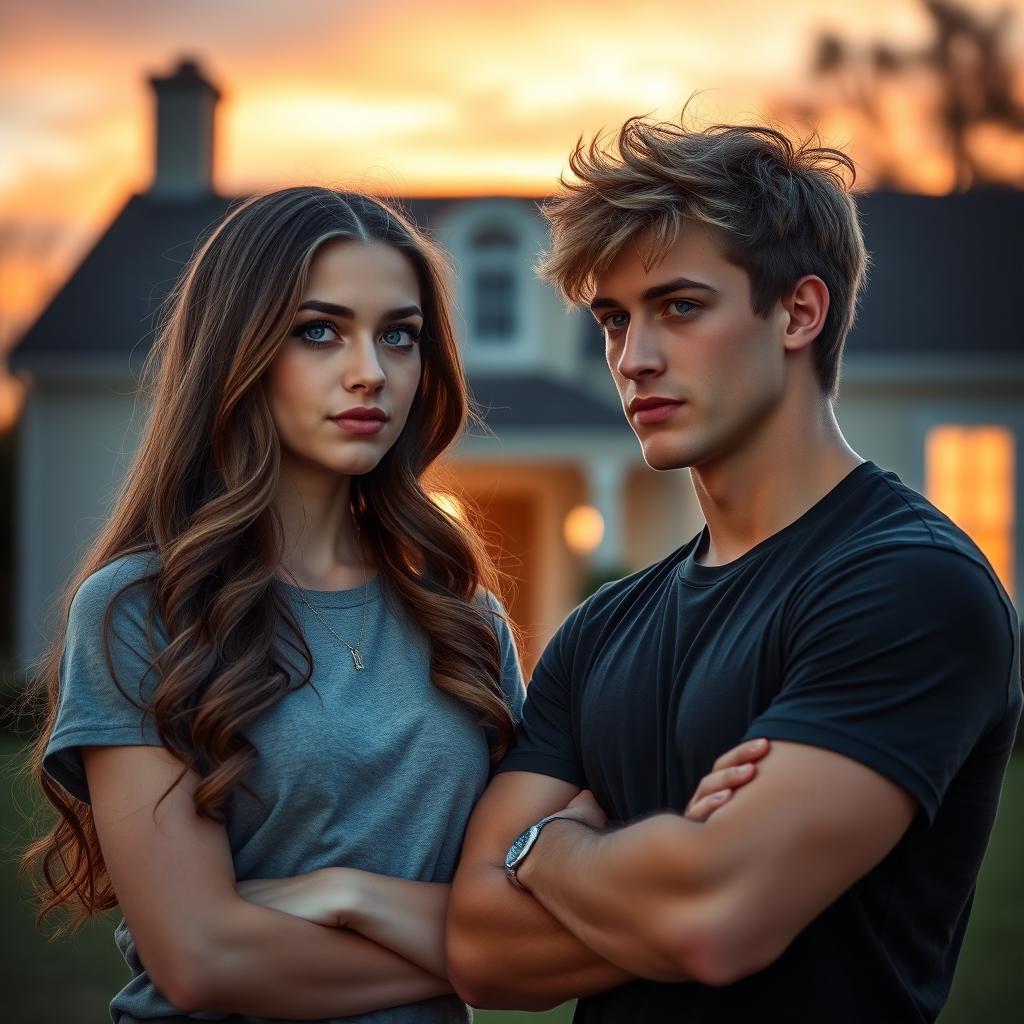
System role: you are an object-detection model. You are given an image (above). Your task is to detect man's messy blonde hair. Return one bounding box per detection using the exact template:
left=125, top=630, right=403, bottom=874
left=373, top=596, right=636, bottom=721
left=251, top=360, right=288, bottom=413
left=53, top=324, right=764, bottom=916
left=537, top=113, right=869, bottom=399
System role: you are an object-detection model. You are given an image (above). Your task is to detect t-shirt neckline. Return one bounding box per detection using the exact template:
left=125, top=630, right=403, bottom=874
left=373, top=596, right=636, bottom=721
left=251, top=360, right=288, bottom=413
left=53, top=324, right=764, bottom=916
left=678, top=461, right=880, bottom=587
left=276, top=573, right=383, bottom=609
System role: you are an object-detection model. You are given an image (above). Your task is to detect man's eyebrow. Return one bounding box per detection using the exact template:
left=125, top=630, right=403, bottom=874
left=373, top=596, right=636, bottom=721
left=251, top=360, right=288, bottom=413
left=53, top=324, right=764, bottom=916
left=589, top=277, right=720, bottom=311
left=297, top=300, right=424, bottom=320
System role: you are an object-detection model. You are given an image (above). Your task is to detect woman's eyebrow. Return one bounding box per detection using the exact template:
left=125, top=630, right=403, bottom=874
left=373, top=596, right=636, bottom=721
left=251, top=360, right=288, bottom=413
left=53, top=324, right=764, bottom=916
left=297, top=300, right=424, bottom=320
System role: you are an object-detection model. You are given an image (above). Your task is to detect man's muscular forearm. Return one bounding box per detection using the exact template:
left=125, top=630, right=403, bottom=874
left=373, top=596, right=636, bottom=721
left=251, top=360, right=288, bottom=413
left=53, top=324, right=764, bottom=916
left=446, top=856, right=634, bottom=1009
left=516, top=814, right=712, bottom=981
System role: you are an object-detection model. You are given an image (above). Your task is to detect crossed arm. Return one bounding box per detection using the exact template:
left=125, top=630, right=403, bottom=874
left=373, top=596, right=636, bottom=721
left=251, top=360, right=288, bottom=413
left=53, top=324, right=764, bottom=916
left=447, top=739, right=916, bottom=1007
left=83, top=743, right=452, bottom=1017
left=83, top=739, right=751, bottom=1017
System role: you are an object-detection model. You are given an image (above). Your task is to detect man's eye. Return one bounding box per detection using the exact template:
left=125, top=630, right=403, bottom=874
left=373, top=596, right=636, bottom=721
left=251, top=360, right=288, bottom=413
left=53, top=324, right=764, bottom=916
left=603, top=313, right=629, bottom=330
left=293, top=319, right=339, bottom=345
left=669, top=300, right=698, bottom=316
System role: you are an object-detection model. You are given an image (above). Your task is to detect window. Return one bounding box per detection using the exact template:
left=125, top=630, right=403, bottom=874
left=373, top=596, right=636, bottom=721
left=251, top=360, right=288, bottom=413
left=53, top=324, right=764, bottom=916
left=470, top=220, right=520, bottom=343
left=474, top=269, right=517, bottom=340
left=471, top=224, right=518, bottom=250
left=925, top=425, right=1015, bottom=597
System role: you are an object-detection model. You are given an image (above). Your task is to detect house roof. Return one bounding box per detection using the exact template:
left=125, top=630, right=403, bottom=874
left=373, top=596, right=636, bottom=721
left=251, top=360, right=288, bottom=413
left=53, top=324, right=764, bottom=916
left=11, top=192, right=234, bottom=366
left=11, top=188, right=1023, bottom=376
left=469, top=373, right=620, bottom=429
left=846, top=190, right=1024, bottom=357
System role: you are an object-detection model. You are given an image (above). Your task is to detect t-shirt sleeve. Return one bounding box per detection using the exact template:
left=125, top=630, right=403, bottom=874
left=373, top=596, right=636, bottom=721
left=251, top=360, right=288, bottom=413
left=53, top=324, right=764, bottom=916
left=482, top=591, right=526, bottom=723
left=741, top=544, right=1017, bottom=825
left=43, top=559, right=167, bottom=804
left=494, top=601, right=587, bottom=788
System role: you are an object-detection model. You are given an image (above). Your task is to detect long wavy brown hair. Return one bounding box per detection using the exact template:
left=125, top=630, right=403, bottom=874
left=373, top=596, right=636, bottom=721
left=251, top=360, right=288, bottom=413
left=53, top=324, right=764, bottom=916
left=23, top=187, right=517, bottom=928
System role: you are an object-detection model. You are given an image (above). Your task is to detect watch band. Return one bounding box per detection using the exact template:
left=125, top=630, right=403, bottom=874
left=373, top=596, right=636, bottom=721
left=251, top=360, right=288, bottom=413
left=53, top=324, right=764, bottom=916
left=504, top=813, right=576, bottom=890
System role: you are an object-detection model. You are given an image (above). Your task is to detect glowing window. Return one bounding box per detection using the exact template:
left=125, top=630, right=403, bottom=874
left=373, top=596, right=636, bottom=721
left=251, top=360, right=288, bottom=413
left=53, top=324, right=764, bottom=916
left=925, top=425, right=1015, bottom=597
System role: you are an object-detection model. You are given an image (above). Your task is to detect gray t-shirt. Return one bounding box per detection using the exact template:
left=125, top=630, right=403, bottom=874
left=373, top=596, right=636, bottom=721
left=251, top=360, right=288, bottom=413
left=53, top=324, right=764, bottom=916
left=44, top=552, right=525, bottom=1024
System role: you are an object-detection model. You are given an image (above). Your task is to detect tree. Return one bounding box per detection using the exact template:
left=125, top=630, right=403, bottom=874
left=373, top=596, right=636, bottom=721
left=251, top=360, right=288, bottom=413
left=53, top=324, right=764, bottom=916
left=786, top=0, right=1024, bottom=191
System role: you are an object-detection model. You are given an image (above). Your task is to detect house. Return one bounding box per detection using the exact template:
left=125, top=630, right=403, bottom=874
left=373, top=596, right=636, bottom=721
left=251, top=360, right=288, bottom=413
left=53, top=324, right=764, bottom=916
left=10, top=58, right=1023, bottom=671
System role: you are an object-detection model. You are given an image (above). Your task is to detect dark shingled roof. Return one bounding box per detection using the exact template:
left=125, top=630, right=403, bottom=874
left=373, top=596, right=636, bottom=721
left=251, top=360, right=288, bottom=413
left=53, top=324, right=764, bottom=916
left=12, top=188, right=1023, bottom=372
left=9, top=193, right=537, bottom=367
left=845, top=190, right=1024, bottom=357
left=11, top=192, right=234, bottom=367
left=469, top=374, right=619, bottom=429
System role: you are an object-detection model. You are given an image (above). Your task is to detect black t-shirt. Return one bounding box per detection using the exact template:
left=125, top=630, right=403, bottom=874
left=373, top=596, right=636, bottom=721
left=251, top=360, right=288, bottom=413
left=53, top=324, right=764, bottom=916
left=499, top=461, right=1022, bottom=1024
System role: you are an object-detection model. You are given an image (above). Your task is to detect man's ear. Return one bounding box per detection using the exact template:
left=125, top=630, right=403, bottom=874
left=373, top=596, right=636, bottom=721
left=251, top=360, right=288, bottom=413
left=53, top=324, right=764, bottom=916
left=781, top=275, right=830, bottom=353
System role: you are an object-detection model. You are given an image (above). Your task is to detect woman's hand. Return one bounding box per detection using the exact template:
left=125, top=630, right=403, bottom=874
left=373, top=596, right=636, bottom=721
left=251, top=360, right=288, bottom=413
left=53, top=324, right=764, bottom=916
left=239, top=868, right=451, bottom=980
left=237, top=868, right=355, bottom=928
left=684, top=737, right=770, bottom=822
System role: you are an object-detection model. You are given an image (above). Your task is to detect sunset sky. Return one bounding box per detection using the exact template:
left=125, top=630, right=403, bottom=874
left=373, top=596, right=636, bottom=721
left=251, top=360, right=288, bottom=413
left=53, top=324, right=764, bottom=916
left=1, top=0, right=1022, bottom=423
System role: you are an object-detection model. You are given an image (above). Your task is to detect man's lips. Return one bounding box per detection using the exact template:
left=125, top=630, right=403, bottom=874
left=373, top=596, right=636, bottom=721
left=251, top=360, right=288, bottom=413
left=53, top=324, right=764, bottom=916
left=628, top=397, right=686, bottom=426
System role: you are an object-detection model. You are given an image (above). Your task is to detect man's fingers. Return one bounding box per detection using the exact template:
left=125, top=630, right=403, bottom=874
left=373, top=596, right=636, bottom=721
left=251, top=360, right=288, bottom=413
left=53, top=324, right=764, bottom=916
left=711, top=737, right=769, bottom=772
left=690, top=763, right=758, bottom=806
left=685, top=788, right=732, bottom=822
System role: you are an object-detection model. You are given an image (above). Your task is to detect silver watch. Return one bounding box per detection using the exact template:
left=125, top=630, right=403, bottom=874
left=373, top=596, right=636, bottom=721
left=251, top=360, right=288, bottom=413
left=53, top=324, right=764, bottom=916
left=504, top=813, right=574, bottom=889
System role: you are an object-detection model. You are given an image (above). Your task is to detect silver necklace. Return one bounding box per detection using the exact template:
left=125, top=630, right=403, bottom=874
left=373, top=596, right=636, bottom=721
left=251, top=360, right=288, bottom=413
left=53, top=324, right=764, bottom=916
left=280, top=563, right=368, bottom=671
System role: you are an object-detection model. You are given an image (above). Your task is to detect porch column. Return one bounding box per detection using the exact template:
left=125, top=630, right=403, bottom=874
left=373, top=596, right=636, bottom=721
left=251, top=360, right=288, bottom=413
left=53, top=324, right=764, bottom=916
left=585, top=457, right=629, bottom=571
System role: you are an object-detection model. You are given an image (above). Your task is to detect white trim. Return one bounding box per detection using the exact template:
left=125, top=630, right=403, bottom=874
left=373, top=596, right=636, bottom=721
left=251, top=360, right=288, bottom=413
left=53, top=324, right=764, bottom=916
left=842, top=354, right=1024, bottom=387
left=14, top=355, right=144, bottom=384
left=434, top=200, right=550, bottom=374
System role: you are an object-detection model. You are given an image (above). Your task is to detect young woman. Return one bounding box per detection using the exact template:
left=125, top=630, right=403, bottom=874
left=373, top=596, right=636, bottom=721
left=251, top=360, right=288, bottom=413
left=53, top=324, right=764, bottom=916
left=24, top=187, right=526, bottom=1023
left=23, top=185, right=760, bottom=1023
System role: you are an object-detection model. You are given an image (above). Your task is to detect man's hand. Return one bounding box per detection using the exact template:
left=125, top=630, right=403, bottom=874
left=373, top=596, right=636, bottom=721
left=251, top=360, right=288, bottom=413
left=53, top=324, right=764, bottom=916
left=513, top=740, right=916, bottom=985
left=545, top=738, right=770, bottom=838
left=685, top=737, right=769, bottom=822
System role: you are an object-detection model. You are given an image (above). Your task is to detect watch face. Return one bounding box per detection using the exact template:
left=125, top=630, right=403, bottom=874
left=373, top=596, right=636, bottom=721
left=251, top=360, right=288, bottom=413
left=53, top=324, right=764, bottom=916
left=505, top=825, right=538, bottom=869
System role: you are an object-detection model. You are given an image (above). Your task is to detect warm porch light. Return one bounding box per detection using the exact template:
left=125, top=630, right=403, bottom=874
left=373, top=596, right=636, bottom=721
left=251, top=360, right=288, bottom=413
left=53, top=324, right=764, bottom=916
left=564, top=505, right=605, bottom=555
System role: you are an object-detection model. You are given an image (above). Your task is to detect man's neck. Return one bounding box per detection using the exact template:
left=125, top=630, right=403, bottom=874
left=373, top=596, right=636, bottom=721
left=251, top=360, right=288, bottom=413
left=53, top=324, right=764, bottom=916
left=690, top=398, right=863, bottom=568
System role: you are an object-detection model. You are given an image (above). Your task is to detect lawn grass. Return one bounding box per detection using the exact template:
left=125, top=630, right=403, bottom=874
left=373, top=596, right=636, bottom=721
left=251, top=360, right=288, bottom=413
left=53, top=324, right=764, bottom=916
left=2, top=734, right=1019, bottom=1022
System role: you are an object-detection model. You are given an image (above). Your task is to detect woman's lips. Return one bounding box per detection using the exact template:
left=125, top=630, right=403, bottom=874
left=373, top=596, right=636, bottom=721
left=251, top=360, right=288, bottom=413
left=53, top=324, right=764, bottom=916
left=329, top=416, right=386, bottom=435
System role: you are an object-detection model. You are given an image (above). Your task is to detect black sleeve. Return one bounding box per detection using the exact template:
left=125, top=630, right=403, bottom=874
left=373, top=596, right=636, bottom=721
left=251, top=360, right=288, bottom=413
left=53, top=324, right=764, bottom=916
left=494, top=601, right=588, bottom=787
left=741, top=544, right=1018, bottom=825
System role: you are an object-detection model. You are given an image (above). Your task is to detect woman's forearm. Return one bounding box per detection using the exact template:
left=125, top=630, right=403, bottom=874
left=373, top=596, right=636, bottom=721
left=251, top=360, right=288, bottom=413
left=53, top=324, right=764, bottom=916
left=183, top=897, right=451, bottom=1017
left=345, top=871, right=451, bottom=979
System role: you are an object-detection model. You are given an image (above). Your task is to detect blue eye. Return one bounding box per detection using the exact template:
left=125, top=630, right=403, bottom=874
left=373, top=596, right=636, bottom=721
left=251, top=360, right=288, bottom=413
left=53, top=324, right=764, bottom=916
left=380, top=325, right=420, bottom=348
left=669, top=300, right=698, bottom=316
left=294, top=319, right=338, bottom=345
left=602, top=312, right=629, bottom=331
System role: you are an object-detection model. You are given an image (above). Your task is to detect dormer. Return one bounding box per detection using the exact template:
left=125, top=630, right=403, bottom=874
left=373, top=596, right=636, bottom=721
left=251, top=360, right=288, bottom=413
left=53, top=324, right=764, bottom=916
left=436, top=199, right=580, bottom=377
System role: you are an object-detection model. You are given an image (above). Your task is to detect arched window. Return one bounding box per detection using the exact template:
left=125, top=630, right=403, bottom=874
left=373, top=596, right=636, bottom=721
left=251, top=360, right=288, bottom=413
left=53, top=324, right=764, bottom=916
left=471, top=222, right=519, bottom=343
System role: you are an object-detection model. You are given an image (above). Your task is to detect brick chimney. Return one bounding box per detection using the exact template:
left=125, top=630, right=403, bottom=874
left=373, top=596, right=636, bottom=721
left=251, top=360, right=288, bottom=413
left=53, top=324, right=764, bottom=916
left=148, top=57, right=221, bottom=199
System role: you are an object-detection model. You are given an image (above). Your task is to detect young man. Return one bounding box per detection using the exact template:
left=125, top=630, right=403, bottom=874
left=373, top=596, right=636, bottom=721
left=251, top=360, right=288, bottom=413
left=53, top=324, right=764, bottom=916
left=446, top=117, right=1023, bottom=1022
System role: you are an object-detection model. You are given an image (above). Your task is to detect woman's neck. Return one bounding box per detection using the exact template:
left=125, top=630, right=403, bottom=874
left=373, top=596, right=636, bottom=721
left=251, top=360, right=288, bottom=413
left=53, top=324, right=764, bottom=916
left=274, top=459, right=367, bottom=588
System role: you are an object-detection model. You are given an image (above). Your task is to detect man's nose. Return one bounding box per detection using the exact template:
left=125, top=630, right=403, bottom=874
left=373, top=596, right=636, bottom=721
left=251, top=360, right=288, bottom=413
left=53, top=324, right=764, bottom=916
left=616, top=322, right=665, bottom=380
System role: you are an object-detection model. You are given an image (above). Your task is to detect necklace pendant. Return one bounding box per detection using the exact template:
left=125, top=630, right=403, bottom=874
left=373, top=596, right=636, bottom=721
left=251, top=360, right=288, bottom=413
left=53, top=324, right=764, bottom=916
left=351, top=648, right=365, bottom=671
